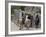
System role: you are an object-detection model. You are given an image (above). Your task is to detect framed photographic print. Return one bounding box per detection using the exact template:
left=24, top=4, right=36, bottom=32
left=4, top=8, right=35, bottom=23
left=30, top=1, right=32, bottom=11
left=5, top=0, right=45, bottom=36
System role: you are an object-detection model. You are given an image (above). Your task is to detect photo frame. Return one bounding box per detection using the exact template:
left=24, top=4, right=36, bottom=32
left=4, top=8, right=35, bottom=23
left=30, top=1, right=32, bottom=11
left=5, top=0, right=45, bottom=36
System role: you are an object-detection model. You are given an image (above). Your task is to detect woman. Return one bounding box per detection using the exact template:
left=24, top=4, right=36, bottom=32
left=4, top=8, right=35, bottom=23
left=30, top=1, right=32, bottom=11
left=35, top=14, right=39, bottom=28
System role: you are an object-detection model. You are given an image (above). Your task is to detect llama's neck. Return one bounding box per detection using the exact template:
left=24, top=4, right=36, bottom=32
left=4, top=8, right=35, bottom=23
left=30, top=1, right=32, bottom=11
left=26, top=15, right=28, bottom=21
